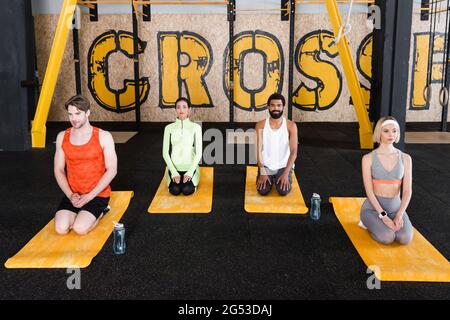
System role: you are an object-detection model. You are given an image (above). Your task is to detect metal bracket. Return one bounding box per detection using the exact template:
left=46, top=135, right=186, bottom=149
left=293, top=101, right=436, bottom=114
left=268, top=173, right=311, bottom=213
left=281, top=0, right=290, bottom=21
left=421, top=0, right=430, bottom=21
left=228, top=0, right=235, bottom=22
left=143, top=4, right=151, bottom=21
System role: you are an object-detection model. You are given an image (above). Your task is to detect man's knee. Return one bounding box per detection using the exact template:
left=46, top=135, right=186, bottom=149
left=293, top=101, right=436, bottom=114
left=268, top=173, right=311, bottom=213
left=257, top=185, right=272, bottom=195
left=72, top=223, right=91, bottom=235
left=55, top=224, right=70, bottom=235
left=54, top=211, right=73, bottom=235
left=275, top=183, right=291, bottom=196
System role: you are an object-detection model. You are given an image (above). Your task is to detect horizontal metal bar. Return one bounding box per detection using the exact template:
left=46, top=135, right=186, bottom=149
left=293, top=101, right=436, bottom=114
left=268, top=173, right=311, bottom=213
left=234, top=8, right=289, bottom=12
left=78, top=0, right=229, bottom=5
left=297, top=0, right=374, bottom=4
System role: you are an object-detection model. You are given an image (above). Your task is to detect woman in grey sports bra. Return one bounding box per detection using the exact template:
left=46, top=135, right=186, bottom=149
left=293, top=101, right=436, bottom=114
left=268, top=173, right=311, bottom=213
left=360, top=116, right=414, bottom=245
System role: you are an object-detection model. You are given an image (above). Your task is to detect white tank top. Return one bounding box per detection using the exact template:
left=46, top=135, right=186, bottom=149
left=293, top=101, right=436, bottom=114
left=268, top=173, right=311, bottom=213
left=261, top=117, right=291, bottom=171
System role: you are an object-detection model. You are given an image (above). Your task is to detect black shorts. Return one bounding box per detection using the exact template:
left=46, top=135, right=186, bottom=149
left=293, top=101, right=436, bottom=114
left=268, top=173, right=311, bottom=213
left=56, top=196, right=110, bottom=219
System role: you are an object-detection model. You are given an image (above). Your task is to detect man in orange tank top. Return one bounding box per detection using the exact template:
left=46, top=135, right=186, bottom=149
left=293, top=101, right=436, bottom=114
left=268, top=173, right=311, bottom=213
left=53, top=95, right=117, bottom=235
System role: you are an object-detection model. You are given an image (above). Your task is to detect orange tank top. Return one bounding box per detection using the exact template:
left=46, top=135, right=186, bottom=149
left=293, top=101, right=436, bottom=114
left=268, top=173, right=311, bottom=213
left=62, top=127, right=111, bottom=198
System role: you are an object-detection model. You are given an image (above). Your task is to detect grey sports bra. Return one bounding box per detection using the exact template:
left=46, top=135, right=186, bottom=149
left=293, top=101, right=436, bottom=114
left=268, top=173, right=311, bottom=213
left=371, top=150, right=404, bottom=184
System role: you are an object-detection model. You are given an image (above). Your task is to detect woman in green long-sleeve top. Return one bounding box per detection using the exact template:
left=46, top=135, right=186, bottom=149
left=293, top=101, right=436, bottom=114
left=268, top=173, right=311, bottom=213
left=163, top=97, right=202, bottom=195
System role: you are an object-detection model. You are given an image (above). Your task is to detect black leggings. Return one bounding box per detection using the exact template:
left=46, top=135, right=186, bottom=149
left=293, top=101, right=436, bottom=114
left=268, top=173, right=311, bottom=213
left=168, top=171, right=196, bottom=196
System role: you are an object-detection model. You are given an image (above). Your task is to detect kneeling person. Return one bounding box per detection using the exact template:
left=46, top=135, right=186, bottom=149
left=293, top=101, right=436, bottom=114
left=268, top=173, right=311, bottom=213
left=162, top=97, right=202, bottom=196
left=255, top=93, right=298, bottom=196
left=54, top=95, right=117, bottom=235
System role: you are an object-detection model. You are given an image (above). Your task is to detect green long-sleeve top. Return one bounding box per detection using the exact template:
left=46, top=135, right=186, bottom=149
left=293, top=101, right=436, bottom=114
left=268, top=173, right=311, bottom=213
left=163, top=118, right=202, bottom=186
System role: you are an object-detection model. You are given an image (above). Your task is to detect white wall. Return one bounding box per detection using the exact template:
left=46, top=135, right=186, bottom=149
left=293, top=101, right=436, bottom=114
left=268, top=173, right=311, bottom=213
left=31, top=0, right=371, bottom=15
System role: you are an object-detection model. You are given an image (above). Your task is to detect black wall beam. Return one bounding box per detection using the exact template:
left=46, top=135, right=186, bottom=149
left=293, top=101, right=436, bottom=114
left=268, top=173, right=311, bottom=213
left=370, top=0, right=395, bottom=122
left=132, top=5, right=141, bottom=131
left=28, top=12, right=39, bottom=129
left=0, top=0, right=35, bottom=150
left=370, top=0, right=413, bottom=149
left=390, top=0, right=413, bottom=149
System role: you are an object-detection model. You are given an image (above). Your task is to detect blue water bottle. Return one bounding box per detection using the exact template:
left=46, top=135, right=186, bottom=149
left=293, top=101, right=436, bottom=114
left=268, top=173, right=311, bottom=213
left=310, top=193, right=321, bottom=221
left=113, top=222, right=126, bottom=255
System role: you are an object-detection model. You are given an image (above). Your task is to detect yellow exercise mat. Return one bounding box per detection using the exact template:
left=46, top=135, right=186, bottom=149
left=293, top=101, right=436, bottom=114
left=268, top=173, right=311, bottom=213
left=5, top=191, right=134, bottom=269
left=244, top=166, right=308, bottom=214
left=148, top=167, right=213, bottom=214
left=330, top=197, right=450, bottom=282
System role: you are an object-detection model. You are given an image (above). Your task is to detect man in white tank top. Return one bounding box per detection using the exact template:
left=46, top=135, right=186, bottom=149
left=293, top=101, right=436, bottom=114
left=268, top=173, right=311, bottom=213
left=255, top=93, right=298, bottom=196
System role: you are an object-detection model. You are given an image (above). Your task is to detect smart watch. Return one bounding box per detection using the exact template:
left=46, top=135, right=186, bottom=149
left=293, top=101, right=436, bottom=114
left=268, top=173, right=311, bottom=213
left=378, top=211, right=387, bottom=219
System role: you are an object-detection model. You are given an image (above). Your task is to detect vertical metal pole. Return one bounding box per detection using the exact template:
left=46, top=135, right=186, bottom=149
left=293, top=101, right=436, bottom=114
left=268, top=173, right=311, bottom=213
left=442, top=6, right=450, bottom=131
left=72, top=18, right=82, bottom=95
left=132, top=3, right=141, bottom=131
left=287, top=0, right=295, bottom=120
left=228, top=0, right=235, bottom=123
left=29, top=12, right=40, bottom=129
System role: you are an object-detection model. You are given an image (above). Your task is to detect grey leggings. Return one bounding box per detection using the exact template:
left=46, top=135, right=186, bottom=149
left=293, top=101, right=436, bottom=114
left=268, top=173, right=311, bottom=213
left=257, top=167, right=293, bottom=196
left=360, top=195, right=413, bottom=245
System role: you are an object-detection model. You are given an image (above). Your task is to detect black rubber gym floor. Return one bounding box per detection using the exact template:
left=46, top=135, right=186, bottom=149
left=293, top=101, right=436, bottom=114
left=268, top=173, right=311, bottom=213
left=0, top=122, right=449, bottom=299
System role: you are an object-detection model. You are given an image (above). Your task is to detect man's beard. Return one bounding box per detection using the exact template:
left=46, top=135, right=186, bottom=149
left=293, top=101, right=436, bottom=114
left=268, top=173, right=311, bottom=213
left=269, top=110, right=283, bottom=119
left=72, top=119, right=87, bottom=129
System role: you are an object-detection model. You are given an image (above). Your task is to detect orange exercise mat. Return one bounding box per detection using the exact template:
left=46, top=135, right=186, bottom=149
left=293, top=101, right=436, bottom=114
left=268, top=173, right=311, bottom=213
left=330, top=197, right=450, bottom=282
left=5, top=191, right=134, bottom=269
left=148, top=167, right=213, bottom=214
left=244, top=166, right=308, bottom=214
